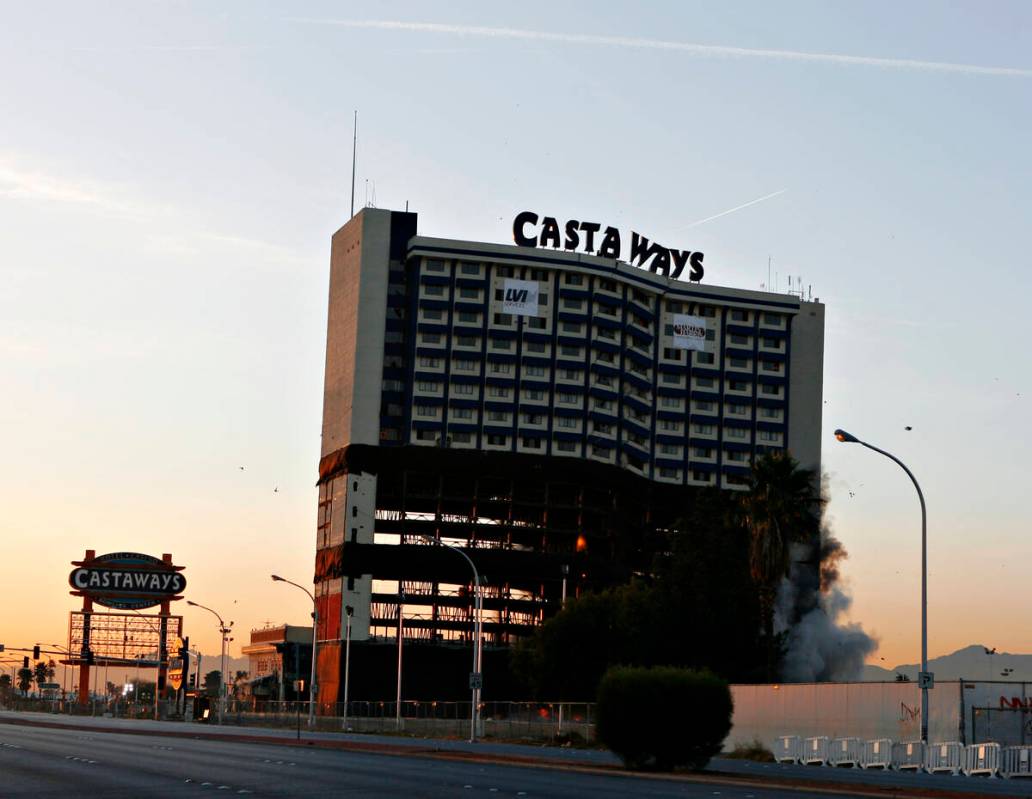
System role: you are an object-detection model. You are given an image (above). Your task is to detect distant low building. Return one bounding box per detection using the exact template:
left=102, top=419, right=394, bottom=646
left=241, top=624, right=313, bottom=702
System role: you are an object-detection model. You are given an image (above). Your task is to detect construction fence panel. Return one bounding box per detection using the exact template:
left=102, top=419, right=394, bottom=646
left=861, top=738, right=892, bottom=769
left=1002, top=746, right=1032, bottom=779
left=774, top=735, right=801, bottom=763
left=829, top=737, right=862, bottom=767
left=925, top=741, right=964, bottom=775
left=892, top=740, right=925, bottom=771
left=962, top=742, right=1000, bottom=777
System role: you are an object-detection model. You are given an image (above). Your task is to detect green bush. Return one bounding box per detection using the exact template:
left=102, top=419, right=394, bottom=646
left=596, top=666, right=733, bottom=771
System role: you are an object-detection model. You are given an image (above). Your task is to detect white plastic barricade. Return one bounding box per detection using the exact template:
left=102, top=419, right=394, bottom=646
left=829, top=737, right=862, bottom=768
left=774, top=735, right=801, bottom=764
left=963, top=743, right=1000, bottom=777
left=925, top=742, right=963, bottom=775
left=802, top=736, right=830, bottom=766
left=1001, top=746, right=1032, bottom=779
left=862, top=739, right=893, bottom=769
left=892, top=740, right=925, bottom=771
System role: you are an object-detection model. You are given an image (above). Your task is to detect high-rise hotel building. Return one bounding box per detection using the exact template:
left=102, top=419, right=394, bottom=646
left=313, top=208, right=824, bottom=702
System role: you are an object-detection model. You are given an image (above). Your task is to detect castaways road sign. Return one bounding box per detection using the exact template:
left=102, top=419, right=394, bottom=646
left=69, top=552, right=186, bottom=610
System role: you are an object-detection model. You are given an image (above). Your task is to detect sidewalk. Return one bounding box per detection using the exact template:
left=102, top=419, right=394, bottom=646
left=2, top=711, right=1030, bottom=798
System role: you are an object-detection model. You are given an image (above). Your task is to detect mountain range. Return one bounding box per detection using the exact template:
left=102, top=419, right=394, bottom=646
left=863, top=645, right=1031, bottom=682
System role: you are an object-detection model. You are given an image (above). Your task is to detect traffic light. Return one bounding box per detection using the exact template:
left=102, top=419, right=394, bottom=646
left=23, top=657, right=29, bottom=668
left=32, top=645, right=40, bottom=660
left=86, top=650, right=95, bottom=665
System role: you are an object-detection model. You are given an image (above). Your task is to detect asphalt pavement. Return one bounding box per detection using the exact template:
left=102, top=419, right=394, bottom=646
left=1, top=711, right=1029, bottom=798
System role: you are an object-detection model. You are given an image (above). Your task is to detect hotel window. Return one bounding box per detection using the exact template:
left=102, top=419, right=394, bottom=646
left=663, top=348, right=682, bottom=361
left=488, top=385, right=511, bottom=398
left=730, top=309, right=748, bottom=321
left=592, top=444, right=612, bottom=457
left=561, top=321, right=583, bottom=334
left=415, top=405, right=437, bottom=417
left=557, top=416, right=578, bottom=429
left=597, top=278, right=617, bottom=292
left=560, top=368, right=583, bottom=381
left=727, top=403, right=749, bottom=416
left=487, top=410, right=509, bottom=422
left=594, top=400, right=613, bottom=412
left=521, top=437, right=543, bottom=449
left=528, top=317, right=547, bottom=330
left=693, top=400, right=714, bottom=412
left=762, top=312, right=782, bottom=325
left=706, top=329, right=716, bottom=341
left=416, top=380, right=440, bottom=392
left=661, top=396, right=680, bottom=408
left=489, top=361, right=511, bottom=374
left=495, top=266, right=514, bottom=277
left=454, top=359, right=477, bottom=372
left=726, top=427, right=749, bottom=439
left=659, top=467, right=679, bottom=479
left=452, top=408, right=474, bottom=420
left=760, top=360, right=782, bottom=373
left=626, top=432, right=648, bottom=447
left=490, top=338, right=513, bottom=351
left=596, top=351, right=615, bottom=364
left=460, top=263, right=480, bottom=275
left=760, top=384, right=782, bottom=396
left=558, top=393, right=579, bottom=405
left=728, top=380, right=749, bottom=391
left=424, top=284, right=445, bottom=296
left=668, top=301, right=684, bottom=313
left=597, top=304, right=617, bottom=317
left=693, top=447, right=712, bottom=458
left=659, top=419, right=681, bottom=432
left=726, top=450, right=748, bottom=462
left=693, top=423, right=714, bottom=435
left=525, top=341, right=547, bottom=353
left=594, top=422, right=613, bottom=434
left=526, top=365, right=546, bottom=377
left=659, top=443, right=679, bottom=455
left=556, top=440, right=577, bottom=452
left=759, top=430, right=782, bottom=443
left=456, top=335, right=479, bottom=347
left=451, top=432, right=473, bottom=443
left=453, top=383, right=476, bottom=396
left=597, top=328, right=616, bottom=340
left=760, top=407, right=782, bottom=420
left=695, top=377, right=714, bottom=388
left=487, top=434, right=508, bottom=446
left=762, top=337, right=782, bottom=349
left=415, top=429, right=436, bottom=441
left=565, top=273, right=584, bottom=286
left=661, top=373, right=681, bottom=384
left=729, top=334, right=750, bottom=345
left=561, top=345, right=582, bottom=357
left=493, top=313, right=513, bottom=325
left=562, top=298, right=584, bottom=310
left=418, top=357, right=441, bottom=368
left=693, top=470, right=713, bottom=482
left=697, top=305, right=715, bottom=317
left=524, top=389, right=545, bottom=401
left=594, top=375, right=613, bottom=387
left=457, top=310, right=479, bottom=322
left=522, top=412, right=544, bottom=425
left=422, top=334, right=442, bottom=345
left=423, top=309, right=443, bottom=320
left=726, top=475, right=749, bottom=486
left=729, top=357, right=750, bottom=369
left=694, top=351, right=715, bottom=364
left=530, top=269, right=548, bottom=281
left=425, top=259, right=446, bottom=272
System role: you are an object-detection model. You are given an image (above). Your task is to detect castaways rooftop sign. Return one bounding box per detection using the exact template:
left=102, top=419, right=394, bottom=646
left=69, top=551, right=186, bottom=610
left=512, top=211, right=704, bottom=282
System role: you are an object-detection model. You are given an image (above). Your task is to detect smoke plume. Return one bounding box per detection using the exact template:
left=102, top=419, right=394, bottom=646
left=776, top=478, right=878, bottom=681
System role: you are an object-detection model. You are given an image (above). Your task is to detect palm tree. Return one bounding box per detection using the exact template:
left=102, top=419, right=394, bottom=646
left=741, top=452, right=822, bottom=679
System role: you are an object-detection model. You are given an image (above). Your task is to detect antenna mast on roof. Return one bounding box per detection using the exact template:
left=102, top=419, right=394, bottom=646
left=350, top=110, right=358, bottom=218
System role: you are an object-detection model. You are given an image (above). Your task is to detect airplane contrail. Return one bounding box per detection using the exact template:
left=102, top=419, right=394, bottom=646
left=686, top=189, right=787, bottom=229
left=287, top=19, right=1032, bottom=78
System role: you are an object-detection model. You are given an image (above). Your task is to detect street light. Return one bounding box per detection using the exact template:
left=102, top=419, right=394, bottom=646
left=419, top=534, right=483, bottom=743
left=835, top=428, right=929, bottom=743
left=52, top=643, right=71, bottom=704
left=271, top=575, right=319, bottom=729
left=186, top=600, right=233, bottom=725
left=343, top=604, right=354, bottom=732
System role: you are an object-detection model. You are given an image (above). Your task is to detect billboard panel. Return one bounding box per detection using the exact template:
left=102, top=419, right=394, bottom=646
left=671, top=314, right=707, bottom=351
left=502, top=278, right=540, bottom=317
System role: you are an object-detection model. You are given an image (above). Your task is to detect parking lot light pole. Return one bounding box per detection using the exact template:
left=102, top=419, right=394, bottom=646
left=835, top=428, right=929, bottom=743
left=419, top=535, right=483, bottom=743
left=186, top=600, right=232, bottom=725
left=271, top=575, right=319, bottom=729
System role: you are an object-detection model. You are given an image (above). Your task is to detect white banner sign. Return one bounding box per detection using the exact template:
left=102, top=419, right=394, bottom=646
left=671, top=314, right=707, bottom=351
left=502, top=278, right=540, bottom=317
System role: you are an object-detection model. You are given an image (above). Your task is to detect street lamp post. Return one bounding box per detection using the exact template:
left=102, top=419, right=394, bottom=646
left=51, top=643, right=71, bottom=706
left=186, top=600, right=233, bottom=725
left=271, top=575, right=319, bottom=729
left=835, top=428, right=929, bottom=742
left=419, top=535, right=483, bottom=743
left=343, top=605, right=354, bottom=732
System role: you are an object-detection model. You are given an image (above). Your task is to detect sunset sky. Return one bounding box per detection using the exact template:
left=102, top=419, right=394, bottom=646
left=2, top=1, right=1031, bottom=679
